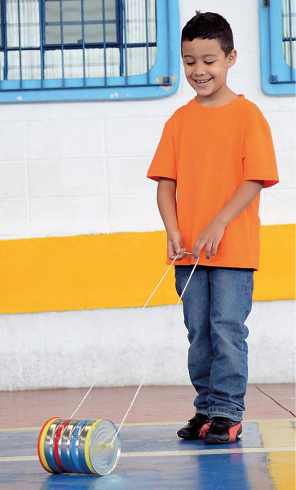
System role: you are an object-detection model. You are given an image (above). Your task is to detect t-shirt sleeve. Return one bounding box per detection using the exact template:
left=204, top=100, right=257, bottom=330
left=147, top=118, right=177, bottom=182
left=243, top=107, right=279, bottom=188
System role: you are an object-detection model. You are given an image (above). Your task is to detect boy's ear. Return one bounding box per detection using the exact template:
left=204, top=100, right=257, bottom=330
left=228, top=49, right=237, bottom=68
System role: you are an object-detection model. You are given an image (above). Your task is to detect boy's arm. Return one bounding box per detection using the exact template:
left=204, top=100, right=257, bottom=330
left=192, top=180, right=264, bottom=260
left=157, top=178, right=187, bottom=260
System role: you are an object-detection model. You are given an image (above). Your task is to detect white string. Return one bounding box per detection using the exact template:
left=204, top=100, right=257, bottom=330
left=69, top=254, right=181, bottom=419
left=177, top=257, right=199, bottom=304
left=108, top=257, right=200, bottom=445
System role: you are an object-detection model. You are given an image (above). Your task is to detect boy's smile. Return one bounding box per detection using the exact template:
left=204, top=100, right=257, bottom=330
left=182, top=38, right=237, bottom=106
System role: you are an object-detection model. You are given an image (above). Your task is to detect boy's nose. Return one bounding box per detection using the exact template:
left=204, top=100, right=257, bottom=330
left=193, top=63, right=206, bottom=77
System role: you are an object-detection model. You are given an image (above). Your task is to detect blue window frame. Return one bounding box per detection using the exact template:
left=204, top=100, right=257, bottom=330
left=0, top=0, right=180, bottom=102
left=259, top=0, right=296, bottom=95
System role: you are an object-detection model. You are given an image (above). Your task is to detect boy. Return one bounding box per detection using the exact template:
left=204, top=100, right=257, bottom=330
left=147, top=12, right=278, bottom=445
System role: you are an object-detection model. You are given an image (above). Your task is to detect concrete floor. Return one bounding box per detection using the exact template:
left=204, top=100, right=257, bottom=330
left=0, top=384, right=295, bottom=489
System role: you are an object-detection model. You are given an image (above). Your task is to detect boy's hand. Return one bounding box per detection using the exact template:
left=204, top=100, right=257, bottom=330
left=192, top=218, right=225, bottom=260
left=167, top=230, right=187, bottom=260
left=191, top=180, right=264, bottom=260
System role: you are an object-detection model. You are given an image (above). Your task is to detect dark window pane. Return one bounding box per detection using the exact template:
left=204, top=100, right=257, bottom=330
left=62, top=0, right=82, bottom=22
left=46, top=25, right=61, bottom=44
left=84, top=0, right=116, bottom=21
left=63, top=24, right=82, bottom=44
left=84, top=23, right=117, bottom=43
left=45, top=0, right=61, bottom=23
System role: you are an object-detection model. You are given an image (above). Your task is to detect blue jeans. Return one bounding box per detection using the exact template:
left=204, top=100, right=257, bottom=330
left=175, top=265, right=254, bottom=422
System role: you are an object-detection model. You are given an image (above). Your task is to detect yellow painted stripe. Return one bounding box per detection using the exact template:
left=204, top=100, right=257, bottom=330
left=258, top=420, right=296, bottom=490
left=257, top=419, right=295, bottom=448
left=254, top=224, right=295, bottom=301
left=0, top=419, right=296, bottom=432
left=266, top=452, right=295, bottom=490
left=0, top=224, right=294, bottom=314
left=0, top=418, right=294, bottom=432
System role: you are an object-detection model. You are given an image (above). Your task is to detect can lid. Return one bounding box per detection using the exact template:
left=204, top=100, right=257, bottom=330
left=87, top=419, right=121, bottom=475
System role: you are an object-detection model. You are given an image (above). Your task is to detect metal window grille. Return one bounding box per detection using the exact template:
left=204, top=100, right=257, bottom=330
left=0, top=0, right=160, bottom=89
left=282, top=0, right=295, bottom=73
left=259, top=0, right=295, bottom=94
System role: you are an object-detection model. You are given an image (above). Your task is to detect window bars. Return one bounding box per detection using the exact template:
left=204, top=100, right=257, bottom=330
left=282, top=0, right=295, bottom=77
left=0, top=0, right=159, bottom=88
left=260, top=0, right=295, bottom=94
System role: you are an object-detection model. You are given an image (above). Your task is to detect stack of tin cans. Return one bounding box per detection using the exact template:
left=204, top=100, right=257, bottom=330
left=38, top=417, right=121, bottom=476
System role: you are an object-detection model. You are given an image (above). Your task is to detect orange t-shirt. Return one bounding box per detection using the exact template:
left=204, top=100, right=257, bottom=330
left=147, top=95, right=279, bottom=270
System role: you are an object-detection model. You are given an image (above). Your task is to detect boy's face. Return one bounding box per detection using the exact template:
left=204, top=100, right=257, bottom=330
left=182, top=38, right=237, bottom=104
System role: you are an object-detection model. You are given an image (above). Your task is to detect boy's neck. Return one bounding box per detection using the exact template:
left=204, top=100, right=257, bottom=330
left=195, top=87, right=239, bottom=107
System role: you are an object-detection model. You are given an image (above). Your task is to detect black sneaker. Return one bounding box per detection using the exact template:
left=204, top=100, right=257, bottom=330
left=177, top=413, right=210, bottom=440
left=203, top=417, right=242, bottom=445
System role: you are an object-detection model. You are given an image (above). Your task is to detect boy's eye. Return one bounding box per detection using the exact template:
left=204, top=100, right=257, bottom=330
left=186, top=62, right=194, bottom=66
left=204, top=61, right=214, bottom=65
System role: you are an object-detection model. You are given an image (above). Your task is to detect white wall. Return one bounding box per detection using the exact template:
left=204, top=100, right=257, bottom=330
left=0, top=0, right=295, bottom=389
left=0, top=300, right=294, bottom=390
left=0, top=0, right=294, bottom=240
